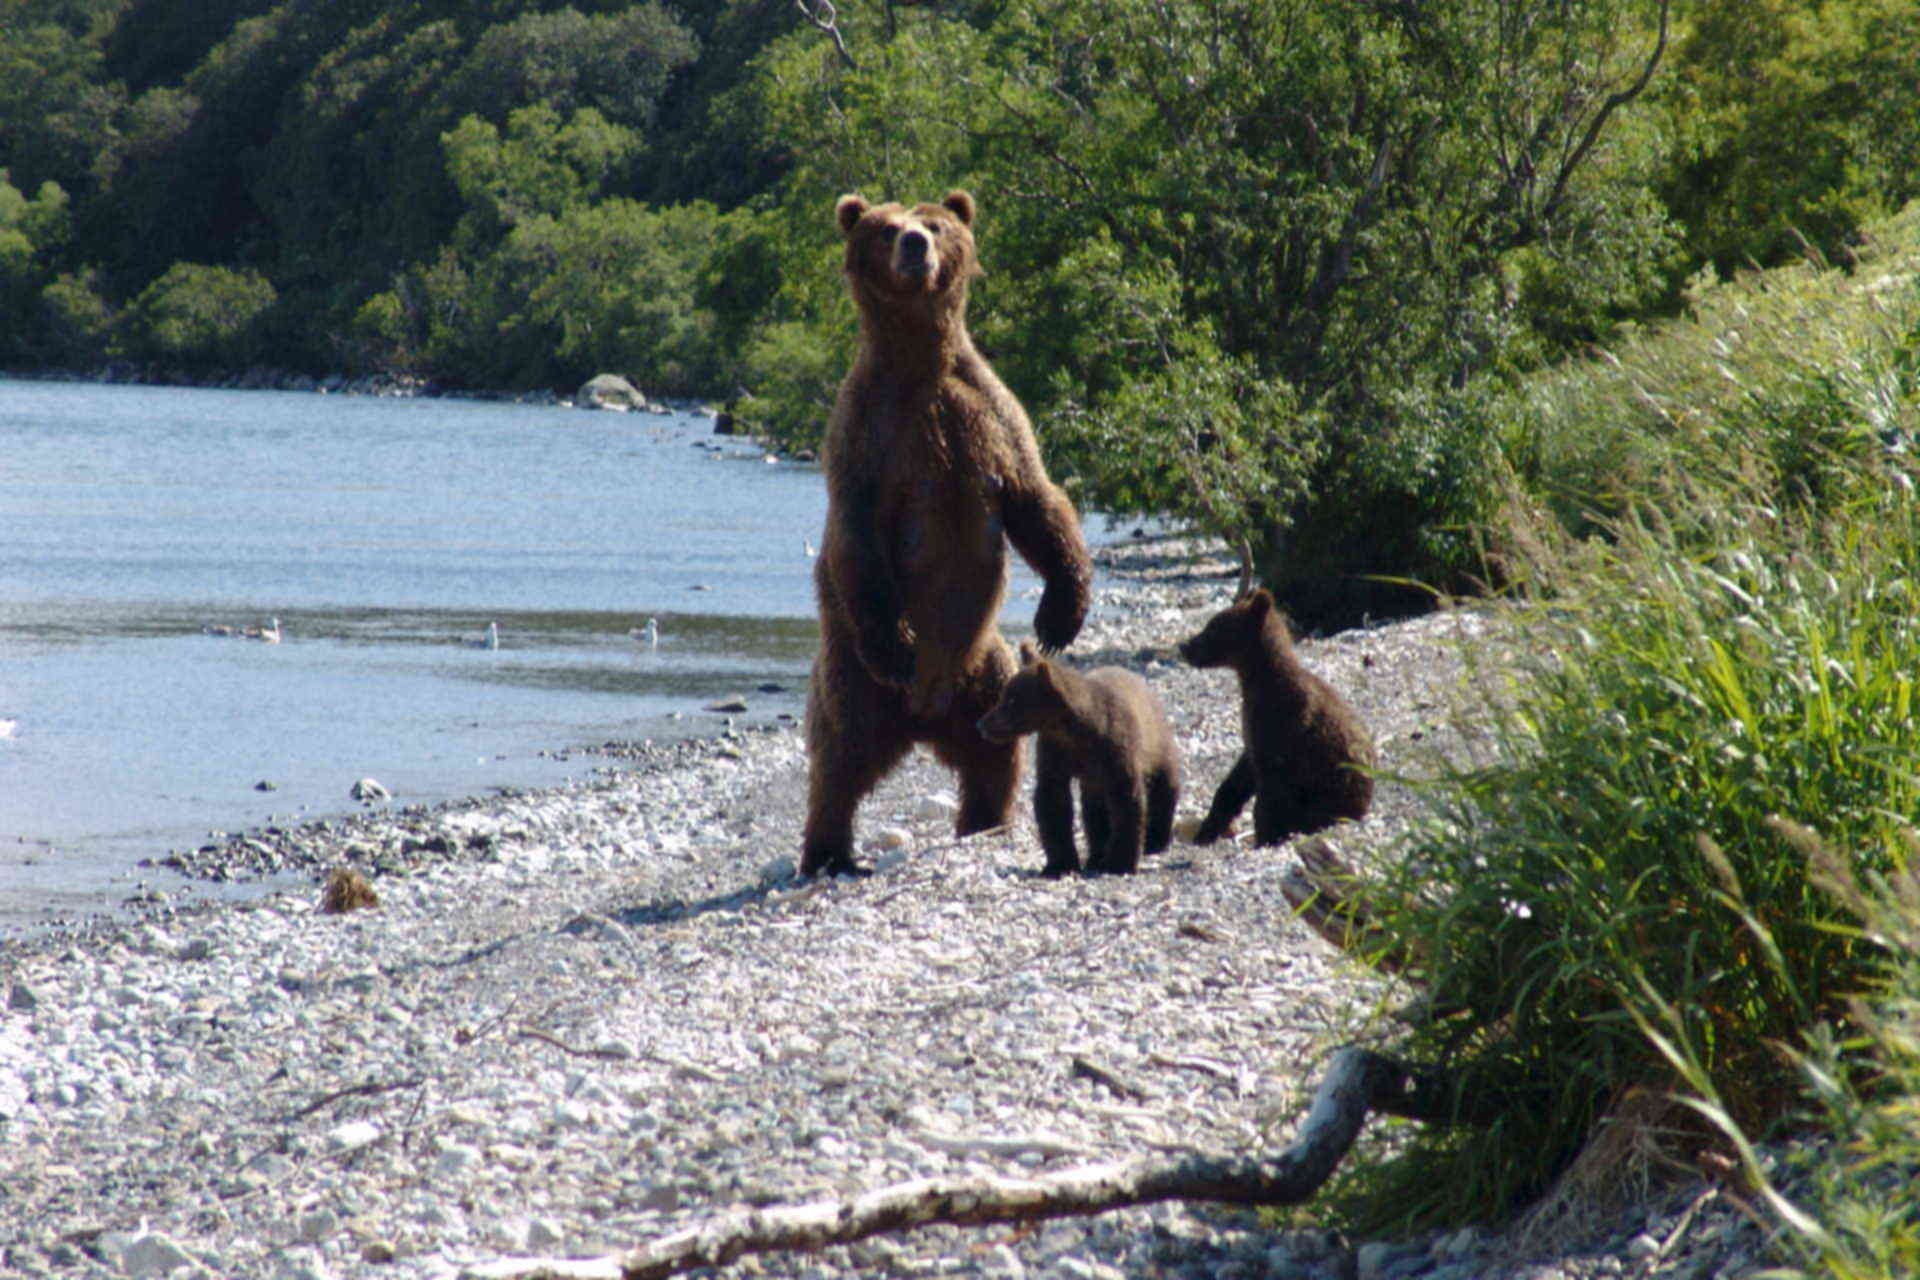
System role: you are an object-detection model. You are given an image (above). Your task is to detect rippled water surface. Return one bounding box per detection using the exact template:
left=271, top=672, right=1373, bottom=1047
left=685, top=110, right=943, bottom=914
left=0, top=380, right=834, bottom=935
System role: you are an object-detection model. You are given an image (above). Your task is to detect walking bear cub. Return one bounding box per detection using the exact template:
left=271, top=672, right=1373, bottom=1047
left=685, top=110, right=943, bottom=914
left=977, top=641, right=1180, bottom=876
left=1179, top=589, right=1373, bottom=846
left=801, top=190, right=1093, bottom=877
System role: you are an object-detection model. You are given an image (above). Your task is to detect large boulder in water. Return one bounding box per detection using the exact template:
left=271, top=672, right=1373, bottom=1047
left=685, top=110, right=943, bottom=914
left=576, top=373, right=647, bottom=411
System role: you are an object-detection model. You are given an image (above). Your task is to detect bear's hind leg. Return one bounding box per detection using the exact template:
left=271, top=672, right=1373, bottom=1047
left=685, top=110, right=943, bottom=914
left=1144, top=766, right=1178, bottom=856
left=801, top=661, right=912, bottom=876
left=952, top=734, right=1021, bottom=838
left=1079, top=780, right=1111, bottom=873
left=1251, top=778, right=1314, bottom=847
left=1091, top=780, right=1145, bottom=875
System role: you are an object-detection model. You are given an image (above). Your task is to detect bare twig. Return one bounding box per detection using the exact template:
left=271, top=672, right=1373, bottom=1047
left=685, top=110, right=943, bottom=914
left=1069, top=1054, right=1160, bottom=1102
left=274, top=1075, right=425, bottom=1123
left=516, top=1027, right=636, bottom=1062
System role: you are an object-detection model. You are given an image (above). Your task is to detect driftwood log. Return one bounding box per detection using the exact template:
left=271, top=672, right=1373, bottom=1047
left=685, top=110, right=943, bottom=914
left=462, top=1045, right=1477, bottom=1280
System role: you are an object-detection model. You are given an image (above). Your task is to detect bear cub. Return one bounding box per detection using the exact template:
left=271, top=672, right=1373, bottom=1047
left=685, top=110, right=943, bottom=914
left=977, top=641, right=1180, bottom=876
left=1179, top=589, right=1374, bottom=846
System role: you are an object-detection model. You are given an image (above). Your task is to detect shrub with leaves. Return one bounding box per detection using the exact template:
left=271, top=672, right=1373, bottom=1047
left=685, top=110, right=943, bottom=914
left=1352, top=352, right=1920, bottom=1226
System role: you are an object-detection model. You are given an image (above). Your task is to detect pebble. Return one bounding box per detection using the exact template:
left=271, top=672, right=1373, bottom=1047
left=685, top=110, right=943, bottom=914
left=0, top=539, right=1791, bottom=1280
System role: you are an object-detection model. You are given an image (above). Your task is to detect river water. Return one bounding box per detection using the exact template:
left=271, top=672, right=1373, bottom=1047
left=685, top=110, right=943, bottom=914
left=0, top=379, right=847, bottom=936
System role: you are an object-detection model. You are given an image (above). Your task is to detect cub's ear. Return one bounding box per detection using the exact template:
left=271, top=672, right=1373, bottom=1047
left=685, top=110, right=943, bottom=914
left=1246, top=588, right=1275, bottom=617
left=835, top=194, right=870, bottom=235
left=1018, top=639, right=1041, bottom=667
left=942, top=190, right=975, bottom=227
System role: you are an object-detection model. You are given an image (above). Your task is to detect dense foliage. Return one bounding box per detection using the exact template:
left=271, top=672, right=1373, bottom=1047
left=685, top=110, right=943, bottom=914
left=2, top=0, right=1916, bottom=608
left=1343, top=207, right=1920, bottom=1231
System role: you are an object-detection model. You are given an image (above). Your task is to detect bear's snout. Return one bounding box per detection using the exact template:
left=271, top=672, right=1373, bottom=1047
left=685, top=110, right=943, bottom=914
left=894, top=227, right=933, bottom=280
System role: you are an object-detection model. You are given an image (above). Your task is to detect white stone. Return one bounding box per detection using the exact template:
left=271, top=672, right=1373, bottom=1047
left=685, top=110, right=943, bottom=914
left=862, top=826, right=912, bottom=853
left=433, top=1142, right=482, bottom=1178
left=295, top=1208, right=336, bottom=1243
left=325, top=1121, right=381, bottom=1152
left=270, top=1246, right=335, bottom=1280
left=914, top=793, right=961, bottom=822
left=117, top=1231, right=197, bottom=1278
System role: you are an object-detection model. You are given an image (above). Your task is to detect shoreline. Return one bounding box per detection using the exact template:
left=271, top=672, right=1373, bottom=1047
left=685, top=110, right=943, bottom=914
left=0, top=539, right=1779, bottom=1280
left=1, top=365, right=718, bottom=415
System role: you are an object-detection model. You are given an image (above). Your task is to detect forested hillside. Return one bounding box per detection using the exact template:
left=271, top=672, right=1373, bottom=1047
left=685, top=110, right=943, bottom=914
left=3, top=0, right=1917, bottom=614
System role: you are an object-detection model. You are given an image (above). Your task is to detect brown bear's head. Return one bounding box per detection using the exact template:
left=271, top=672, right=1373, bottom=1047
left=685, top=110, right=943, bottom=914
left=1178, top=589, right=1291, bottom=669
left=835, top=190, right=980, bottom=319
left=977, top=640, right=1069, bottom=742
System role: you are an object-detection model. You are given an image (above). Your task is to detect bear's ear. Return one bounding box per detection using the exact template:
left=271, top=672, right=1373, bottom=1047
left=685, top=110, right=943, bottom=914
left=1018, top=639, right=1041, bottom=667
left=1246, top=588, right=1274, bottom=617
left=942, top=190, right=975, bottom=227
left=835, top=194, right=870, bottom=236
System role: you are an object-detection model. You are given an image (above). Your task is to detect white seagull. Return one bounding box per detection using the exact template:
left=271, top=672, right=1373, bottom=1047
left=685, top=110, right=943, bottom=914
left=629, top=617, right=660, bottom=651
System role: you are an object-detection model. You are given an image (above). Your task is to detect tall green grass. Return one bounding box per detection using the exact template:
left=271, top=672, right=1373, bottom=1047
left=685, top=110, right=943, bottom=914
left=1636, top=821, right=1920, bottom=1279
left=1340, top=206, right=1920, bottom=1230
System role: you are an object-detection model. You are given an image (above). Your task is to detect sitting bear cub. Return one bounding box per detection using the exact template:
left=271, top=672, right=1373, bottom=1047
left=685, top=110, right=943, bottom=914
left=1179, top=589, right=1374, bottom=846
left=977, top=641, right=1180, bottom=876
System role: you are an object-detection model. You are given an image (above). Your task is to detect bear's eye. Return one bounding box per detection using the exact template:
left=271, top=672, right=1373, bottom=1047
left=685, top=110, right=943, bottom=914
left=879, top=226, right=898, bottom=245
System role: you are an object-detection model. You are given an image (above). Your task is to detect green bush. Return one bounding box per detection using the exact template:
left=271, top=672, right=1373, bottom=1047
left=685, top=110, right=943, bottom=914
left=1340, top=211, right=1920, bottom=1228
left=123, top=261, right=277, bottom=372
left=38, top=269, right=116, bottom=367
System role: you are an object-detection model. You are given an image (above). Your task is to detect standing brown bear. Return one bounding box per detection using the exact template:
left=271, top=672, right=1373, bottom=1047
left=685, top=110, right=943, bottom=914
left=1179, top=589, right=1374, bottom=846
left=802, top=190, right=1093, bottom=877
left=977, top=641, right=1181, bottom=877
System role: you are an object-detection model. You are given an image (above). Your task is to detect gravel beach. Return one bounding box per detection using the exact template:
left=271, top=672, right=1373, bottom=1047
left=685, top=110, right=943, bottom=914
left=1, top=538, right=1787, bottom=1280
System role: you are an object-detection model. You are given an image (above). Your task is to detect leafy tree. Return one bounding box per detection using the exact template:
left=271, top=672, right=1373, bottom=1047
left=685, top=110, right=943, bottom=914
left=1661, top=0, right=1920, bottom=272
left=442, top=104, right=641, bottom=242
left=0, top=16, right=123, bottom=202
left=374, top=196, right=743, bottom=393
left=122, top=262, right=278, bottom=372
left=38, top=269, right=117, bottom=367
left=732, top=0, right=1676, bottom=617
left=0, top=170, right=74, bottom=363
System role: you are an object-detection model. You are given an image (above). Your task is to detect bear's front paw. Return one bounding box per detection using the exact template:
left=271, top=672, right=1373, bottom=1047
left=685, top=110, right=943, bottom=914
left=1032, top=587, right=1086, bottom=653
left=1190, top=818, right=1234, bottom=846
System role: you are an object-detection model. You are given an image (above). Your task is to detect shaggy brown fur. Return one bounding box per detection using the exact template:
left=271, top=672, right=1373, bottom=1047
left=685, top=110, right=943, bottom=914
left=1179, top=589, right=1374, bottom=846
left=802, top=190, right=1093, bottom=877
left=978, top=641, right=1180, bottom=877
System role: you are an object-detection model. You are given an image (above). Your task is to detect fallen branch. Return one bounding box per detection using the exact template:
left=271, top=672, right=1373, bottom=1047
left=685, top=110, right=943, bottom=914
left=1281, top=835, right=1424, bottom=976
left=462, top=1046, right=1474, bottom=1280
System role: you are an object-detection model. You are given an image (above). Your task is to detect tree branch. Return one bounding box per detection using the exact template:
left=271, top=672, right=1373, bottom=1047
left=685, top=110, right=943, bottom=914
left=795, top=0, right=858, bottom=72
left=460, top=1047, right=1465, bottom=1280
left=1540, top=0, right=1670, bottom=225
